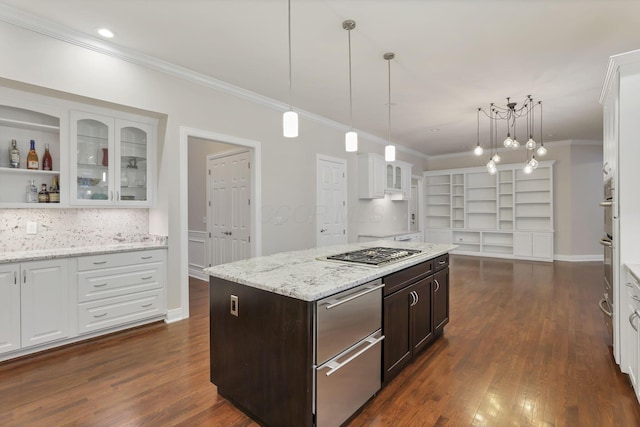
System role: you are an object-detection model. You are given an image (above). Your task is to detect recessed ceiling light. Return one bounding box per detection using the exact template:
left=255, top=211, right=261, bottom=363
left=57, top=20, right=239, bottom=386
left=97, top=28, right=116, bottom=38
left=431, top=128, right=440, bottom=132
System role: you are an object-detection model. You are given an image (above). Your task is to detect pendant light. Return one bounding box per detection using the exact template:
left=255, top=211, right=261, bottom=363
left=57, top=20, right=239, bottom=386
left=384, top=52, right=396, bottom=162
left=474, top=108, right=484, bottom=156
left=283, top=0, right=298, bottom=138
left=343, top=20, right=358, bottom=152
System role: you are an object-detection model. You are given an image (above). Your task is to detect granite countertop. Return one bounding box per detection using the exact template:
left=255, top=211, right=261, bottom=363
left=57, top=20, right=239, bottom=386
left=358, top=230, right=420, bottom=238
left=205, top=241, right=456, bottom=302
left=0, top=236, right=168, bottom=264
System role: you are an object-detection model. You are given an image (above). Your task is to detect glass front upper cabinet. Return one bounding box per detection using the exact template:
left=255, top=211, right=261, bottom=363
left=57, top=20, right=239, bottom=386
left=70, top=110, right=153, bottom=206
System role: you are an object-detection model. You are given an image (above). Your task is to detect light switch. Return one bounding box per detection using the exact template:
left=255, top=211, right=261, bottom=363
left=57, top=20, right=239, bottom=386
left=26, top=221, right=37, bottom=234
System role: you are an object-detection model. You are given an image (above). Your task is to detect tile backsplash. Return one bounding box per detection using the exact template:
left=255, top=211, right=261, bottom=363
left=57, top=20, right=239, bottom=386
left=0, top=208, right=155, bottom=252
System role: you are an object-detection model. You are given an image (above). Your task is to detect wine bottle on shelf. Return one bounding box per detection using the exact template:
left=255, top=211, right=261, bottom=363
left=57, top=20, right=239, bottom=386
left=27, top=140, right=39, bottom=170
left=9, top=139, right=20, bottom=168
left=26, top=179, right=38, bottom=203
left=42, top=143, right=52, bottom=171
left=38, top=183, right=49, bottom=203
left=49, top=176, right=60, bottom=203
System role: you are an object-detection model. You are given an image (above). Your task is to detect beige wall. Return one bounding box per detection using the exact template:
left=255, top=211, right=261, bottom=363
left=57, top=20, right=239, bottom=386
left=426, top=140, right=603, bottom=259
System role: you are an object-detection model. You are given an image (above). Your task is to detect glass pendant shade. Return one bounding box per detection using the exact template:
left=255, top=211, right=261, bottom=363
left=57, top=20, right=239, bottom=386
left=345, top=131, right=358, bottom=152
left=512, top=138, right=520, bottom=149
left=487, top=159, right=496, bottom=169
left=492, top=153, right=501, bottom=163
left=524, top=163, right=533, bottom=174
left=529, top=157, right=539, bottom=169
left=474, top=145, right=484, bottom=156
left=526, top=137, right=536, bottom=150
left=385, top=144, right=396, bottom=162
left=537, top=145, right=547, bottom=156
left=488, top=166, right=497, bottom=175
left=503, top=135, right=513, bottom=148
left=283, top=110, right=298, bottom=138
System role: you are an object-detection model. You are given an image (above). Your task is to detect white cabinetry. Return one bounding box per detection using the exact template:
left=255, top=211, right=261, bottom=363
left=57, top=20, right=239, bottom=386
left=70, top=110, right=155, bottom=206
left=0, top=264, right=20, bottom=354
left=0, top=259, right=69, bottom=355
left=625, top=267, right=640, bottom=403
left=424, top=162, right=554, bottom=261
left=601, top=50, right=640, bottom=378
left=385, top=161, right=413, bottom=200
left=358, top=153, right=385, bottom=199
left=0, top=91, right=66, bottom=207
left=76, top=249, right=166, bottom=334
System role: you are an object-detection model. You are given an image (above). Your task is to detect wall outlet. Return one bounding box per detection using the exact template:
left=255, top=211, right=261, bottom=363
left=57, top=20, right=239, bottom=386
left=26, top=221, right=37, bottom=235
left=230, top=294, right=239, bottom=316
left=203, top=216, right=207, bottom=224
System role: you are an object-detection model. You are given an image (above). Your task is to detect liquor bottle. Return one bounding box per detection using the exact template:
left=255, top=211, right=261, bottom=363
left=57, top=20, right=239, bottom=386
left=26, top=179, right=38, bottom=203
left=38, top=183, right=49, bottom=203
left=42, top=143, right=53, bottom=171
left=48, top=176, right=60, bottom=203
left=27, top=140, right=39, bottom=170
left=9, top=139, right=20, bottom=168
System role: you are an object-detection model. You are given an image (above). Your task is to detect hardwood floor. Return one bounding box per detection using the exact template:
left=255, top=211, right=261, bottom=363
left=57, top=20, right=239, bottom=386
left=1, top=257, right=639, bottom=426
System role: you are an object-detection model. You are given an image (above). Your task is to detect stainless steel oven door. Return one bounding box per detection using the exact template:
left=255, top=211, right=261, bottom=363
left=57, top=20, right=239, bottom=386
left=600, top=236, right=613, bottom=346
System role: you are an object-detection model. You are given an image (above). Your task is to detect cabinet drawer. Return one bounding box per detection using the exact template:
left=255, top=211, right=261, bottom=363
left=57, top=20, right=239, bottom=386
left=434, top=254, right=449, bottom=272
left=78, top=263, right=165, bottom=302
left=78, top=289, right=165, bottom=334
left=77, top=249, right=166, bottom=271
left=383, top=260, right=433, bottom=296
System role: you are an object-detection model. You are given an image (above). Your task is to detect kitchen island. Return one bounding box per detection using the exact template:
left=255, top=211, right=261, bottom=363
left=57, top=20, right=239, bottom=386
left=205, top=241, right=455, bottom=427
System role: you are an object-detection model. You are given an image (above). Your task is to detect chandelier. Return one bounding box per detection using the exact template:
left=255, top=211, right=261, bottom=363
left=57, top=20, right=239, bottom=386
left=474, top=95, right=547, bottom=175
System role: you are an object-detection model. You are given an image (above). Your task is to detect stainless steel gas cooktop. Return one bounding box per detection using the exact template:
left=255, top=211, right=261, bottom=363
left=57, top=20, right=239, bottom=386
left=320, top=247, right=422, bottom=267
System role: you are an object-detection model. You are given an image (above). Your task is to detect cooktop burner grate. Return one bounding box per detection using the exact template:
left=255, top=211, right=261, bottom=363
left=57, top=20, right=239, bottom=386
left=324, top=247, right=422, bottom=266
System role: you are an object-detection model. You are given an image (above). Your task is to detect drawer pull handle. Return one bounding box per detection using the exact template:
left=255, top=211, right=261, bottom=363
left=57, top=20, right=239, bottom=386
left=324, top=283, right=384, bottom=310
left=627, top=283, right=634, bottom=288
left=141, top=256, right=153, bottom=260
left=141, top=303, right=153, bottom=308
left=438, top=260, right=446, bottom=265
left=141, top=276, right=153, bottom=280
left=94, top=283, right=108, bottom=288
left=434, top=279, right=440, bottom=293
left=93, top=261, right=107, bottom=265
left=634, top=295, right=640, bottom=303
left=93, top=312, right=108, bottom=318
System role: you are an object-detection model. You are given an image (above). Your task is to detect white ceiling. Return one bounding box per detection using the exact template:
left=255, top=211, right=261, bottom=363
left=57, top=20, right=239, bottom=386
left=2, top=0, right=640, bottom=156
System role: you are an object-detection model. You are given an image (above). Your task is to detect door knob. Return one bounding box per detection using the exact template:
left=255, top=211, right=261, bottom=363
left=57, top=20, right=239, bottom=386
left=320, top=228, right=327, bottom=233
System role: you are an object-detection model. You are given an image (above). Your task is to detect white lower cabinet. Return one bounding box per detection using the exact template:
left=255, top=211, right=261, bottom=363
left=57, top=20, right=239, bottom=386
left=626, top=269, right=640, bottom=403
left=77, top=249, right=166, bottom=334
left=0, top=259, right=69, bottom=355
left=513, top=232, right=553, bottom=261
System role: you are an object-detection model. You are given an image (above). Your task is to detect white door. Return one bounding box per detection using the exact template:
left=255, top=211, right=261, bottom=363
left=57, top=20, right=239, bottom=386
left=0, top=264, right=20, bottom=354
left=409, top=183, right=419, bottom=232
left=208, top=150, right=252, bottom=267
left=21, top=259, right=69, bottom=348
left=317, top=156, right=347, bottom=247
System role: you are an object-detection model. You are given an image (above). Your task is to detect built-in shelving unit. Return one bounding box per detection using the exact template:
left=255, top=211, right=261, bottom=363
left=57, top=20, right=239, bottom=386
left=424, top=161, right=554, bottom=261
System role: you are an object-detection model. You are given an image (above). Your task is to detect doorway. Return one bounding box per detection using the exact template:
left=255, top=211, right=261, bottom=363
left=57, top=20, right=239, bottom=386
left=316, top=155, right=347, bottom=247
left=180, top=127, right=261, bottom=320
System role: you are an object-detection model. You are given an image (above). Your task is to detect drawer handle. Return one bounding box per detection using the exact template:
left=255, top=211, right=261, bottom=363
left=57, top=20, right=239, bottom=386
left=434, top=279, right=440, bottom=293
left=438, top=260, right=446, bottom=265
left=141, top=276, right=153, bottom=280
left=629, top=310, right=639, bottom=331
left=323, top=334, right=385, bottom=377
left=324, top=283, right=384, bottom=310
left=634, top=295, right=640, bottom=302
left=141, top=256, right=153, bottom=260
left=93, top=312, right=108, bottom=318
left=599, top=296, right=612, bottom=318
left=141, top=303, right=153, bottom=308
left=94, top=283, right=108, bottom=288
left=93, top=261, right=107, bottom=265
left=627, top=283, right=634, bottom=288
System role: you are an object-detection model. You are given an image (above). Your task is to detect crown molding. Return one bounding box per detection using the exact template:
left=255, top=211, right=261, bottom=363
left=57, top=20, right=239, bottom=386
left=0, top=4, right=428, bottom=160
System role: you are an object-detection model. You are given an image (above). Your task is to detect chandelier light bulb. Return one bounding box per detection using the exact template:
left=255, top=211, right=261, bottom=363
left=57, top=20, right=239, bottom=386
left=529, top=157, right=539, bottom=169
left=492, top=153, right=501, bottom=163
left=512, top=138, right=520, bottom=149
left=474, top=145, right=484, bottom=156
left=536, top=145, right=547, bottom=156
left=524, top=163, right=533, bottom=174
left=503, top=135, right=513, bottom=148
left=488, top=167, right=497, bottom=175
left=283, top=110, right=298, bottom=138
left=345, top=131, right=358, bottom=152
left=385, top=144, right=396, bottom=162
left=487, top=159, right=496, bottom=169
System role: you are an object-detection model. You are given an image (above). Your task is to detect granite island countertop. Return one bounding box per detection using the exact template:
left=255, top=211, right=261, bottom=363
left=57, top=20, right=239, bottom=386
left=0, top=235, right=168, bottom=264
left=204, top=240, right=456, bottom=301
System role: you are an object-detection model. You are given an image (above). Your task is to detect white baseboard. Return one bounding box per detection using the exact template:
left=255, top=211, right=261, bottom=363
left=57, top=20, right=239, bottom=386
left=554, top=254, right=603, bottom=262
left=164, top=308, right=184, bottom=324
left=189, top=268, right=208, bottom=281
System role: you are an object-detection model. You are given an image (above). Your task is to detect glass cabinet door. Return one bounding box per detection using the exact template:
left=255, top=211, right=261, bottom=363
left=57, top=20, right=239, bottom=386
left=386, top=164, right=394, bottom=188
left=394, top=165, right=402, bottom=189
left=116, top=120, right=151, bottom=204
left=70, top=111, right=113, bottom=204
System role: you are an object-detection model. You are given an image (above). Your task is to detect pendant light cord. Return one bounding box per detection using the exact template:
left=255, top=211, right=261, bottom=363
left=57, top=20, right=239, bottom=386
left=387, top=57, right=391, bottom=144
left=348, top=28, right=353, bottom=129
left=288, top=0, right=293, bottom=110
